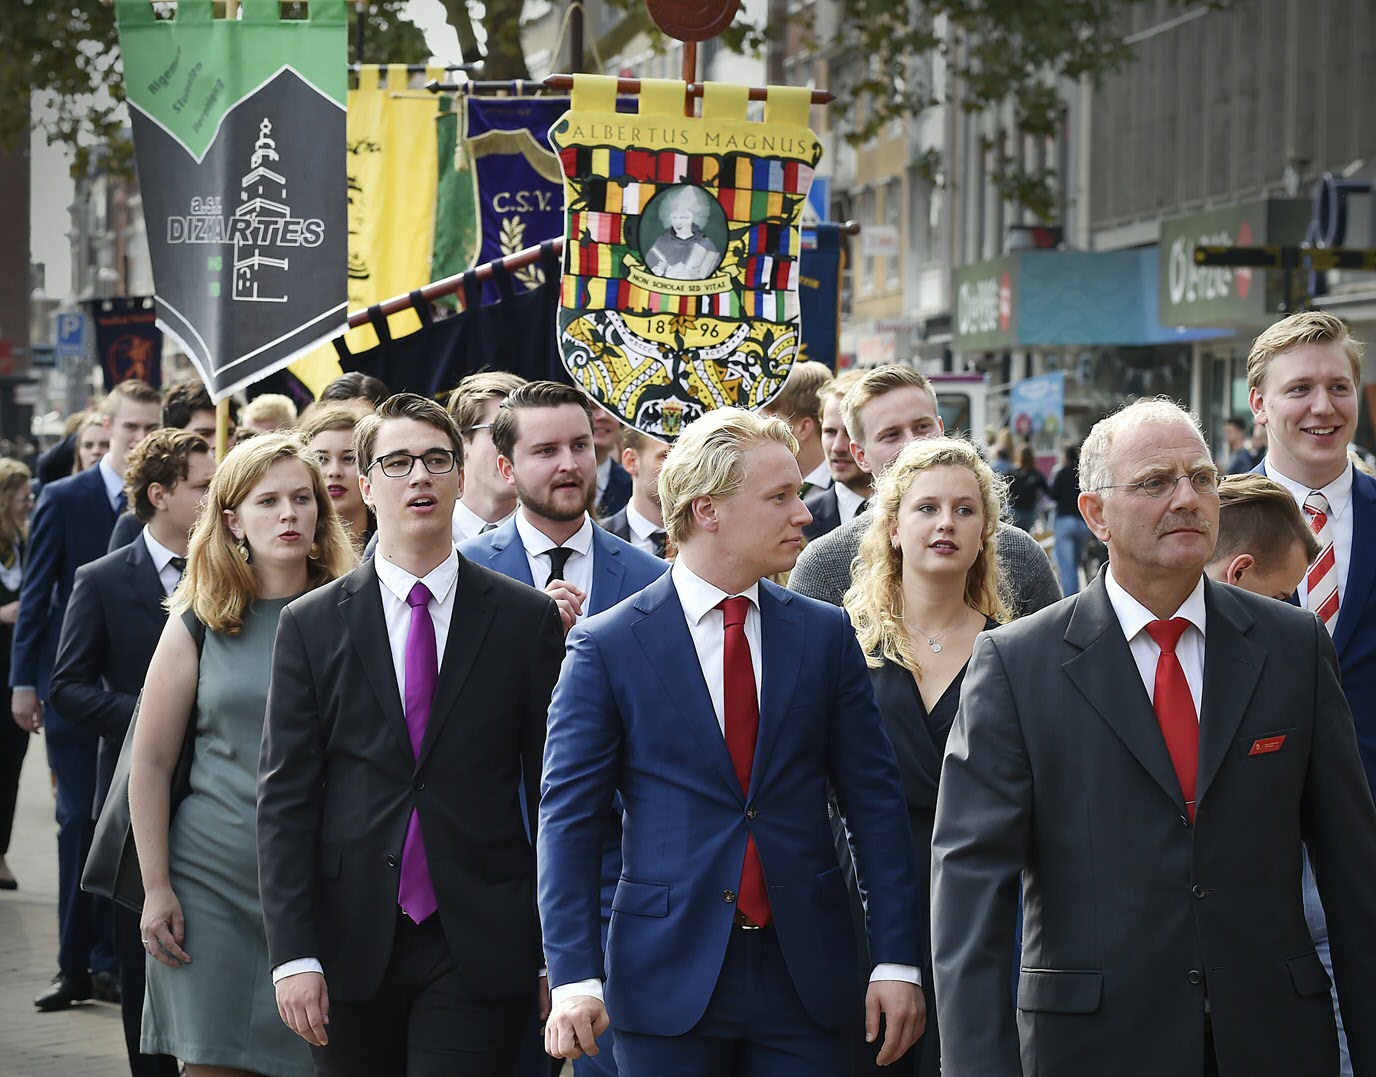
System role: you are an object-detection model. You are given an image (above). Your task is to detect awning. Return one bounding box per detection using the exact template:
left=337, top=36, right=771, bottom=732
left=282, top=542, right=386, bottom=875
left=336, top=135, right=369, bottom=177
left=954, top=247, right=1230, bottom=351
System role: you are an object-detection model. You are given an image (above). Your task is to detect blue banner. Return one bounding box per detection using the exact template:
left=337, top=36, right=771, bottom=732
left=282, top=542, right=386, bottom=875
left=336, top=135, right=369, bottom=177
left=799, top=222, right=843, bottom=369
left=87, top=297, right=163, bottom=391
left=465, top=96, right=568, bottom=304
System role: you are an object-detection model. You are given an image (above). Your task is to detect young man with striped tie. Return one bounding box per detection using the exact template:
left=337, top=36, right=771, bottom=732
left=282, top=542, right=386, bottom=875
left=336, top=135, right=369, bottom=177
left=1248, top=312, right=1376, bottom=1077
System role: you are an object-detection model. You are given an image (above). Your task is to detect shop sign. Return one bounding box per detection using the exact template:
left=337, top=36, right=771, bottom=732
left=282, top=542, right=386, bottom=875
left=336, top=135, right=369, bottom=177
left=954, top=256, right=1017, bottom=350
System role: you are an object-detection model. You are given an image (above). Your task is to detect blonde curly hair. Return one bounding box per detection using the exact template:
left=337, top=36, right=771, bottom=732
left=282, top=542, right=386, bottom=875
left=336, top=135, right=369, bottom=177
left=843, top=437, right=1010, bottom=674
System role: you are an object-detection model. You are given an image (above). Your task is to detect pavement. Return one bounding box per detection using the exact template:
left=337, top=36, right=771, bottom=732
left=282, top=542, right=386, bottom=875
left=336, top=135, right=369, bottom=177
left=1, top=738, right=129, bottom=1076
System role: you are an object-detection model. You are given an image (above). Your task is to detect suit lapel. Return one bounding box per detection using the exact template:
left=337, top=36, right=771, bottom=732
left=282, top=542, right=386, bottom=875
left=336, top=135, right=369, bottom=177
left=124, top=538, right=167, bottom=621
left=1063, top=577, right=1188, bottom=815
left=487, top=518, right=535, bottom=587
left=82, top=466, right=116, bottom=529
left=1195, top=579, right=1265, bottom=806
left=589, top=526, right=628, bottom=616
left=1334, top=470, right=1376, bottom=655
left=338, top=561, right=413, bottom=761
left=751, top=583, right=804, bottom=795
left=417, top=557, right=495, bottom=767
left=631, top=576, right=743, bottom=800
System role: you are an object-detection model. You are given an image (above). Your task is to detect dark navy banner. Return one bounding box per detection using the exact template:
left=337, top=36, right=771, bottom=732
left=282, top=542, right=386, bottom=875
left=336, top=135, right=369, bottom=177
left=465, top=96, right=568, bottom=304
left=88, top=297, right=163, bottom=391
left=799, top=222, right=843, bottom=370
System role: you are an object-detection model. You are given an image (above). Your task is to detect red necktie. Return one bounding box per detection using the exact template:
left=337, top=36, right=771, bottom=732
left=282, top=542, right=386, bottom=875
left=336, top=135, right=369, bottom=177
left=719, top=597, right=770, bottom=926
left=1303, top=492, right=1340, bottom=632
left=1144, top=618, right=1199, bottom=822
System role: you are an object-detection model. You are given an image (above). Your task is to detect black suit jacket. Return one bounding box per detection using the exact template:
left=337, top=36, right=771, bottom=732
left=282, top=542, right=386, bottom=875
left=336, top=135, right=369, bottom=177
left=932, top=575, right=1376, bottom=1077
left=108, top=510, right=142, bottom=553
left=600, top=507, right=631, bottom=543
left=803, top=485, right=841, bottom=542
left=257, top=554, right=565, bottom=1003
left=50, top=535, right=168, bottom=811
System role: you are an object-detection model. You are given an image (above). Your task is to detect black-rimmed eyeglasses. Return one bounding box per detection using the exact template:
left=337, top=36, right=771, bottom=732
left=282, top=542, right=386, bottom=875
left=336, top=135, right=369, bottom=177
left=367, top=449, right=459, bottom=479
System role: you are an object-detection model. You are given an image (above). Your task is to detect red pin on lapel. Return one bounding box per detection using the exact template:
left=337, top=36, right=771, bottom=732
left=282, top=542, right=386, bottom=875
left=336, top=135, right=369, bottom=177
left=1249, top=735, right=1287, bottom=756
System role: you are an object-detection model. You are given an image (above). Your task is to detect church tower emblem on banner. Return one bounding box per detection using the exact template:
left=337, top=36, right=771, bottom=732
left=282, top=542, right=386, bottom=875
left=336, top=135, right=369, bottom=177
left=551, top=75, right=821, bottom=440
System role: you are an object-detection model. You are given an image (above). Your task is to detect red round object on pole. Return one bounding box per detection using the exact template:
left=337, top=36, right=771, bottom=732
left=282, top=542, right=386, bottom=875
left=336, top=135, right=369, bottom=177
left=645, top=0, right=741, bottom=42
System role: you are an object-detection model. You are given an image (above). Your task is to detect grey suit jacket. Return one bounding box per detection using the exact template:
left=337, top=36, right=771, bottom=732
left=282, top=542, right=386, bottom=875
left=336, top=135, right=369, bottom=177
left=931, top=574, right=1376, bottom=1077
left=788, top=511, right=1062, bottom=616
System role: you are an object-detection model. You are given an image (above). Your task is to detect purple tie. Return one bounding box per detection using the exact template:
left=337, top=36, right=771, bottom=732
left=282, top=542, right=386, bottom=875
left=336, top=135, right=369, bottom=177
left=398, top=581, right=438, bottom=923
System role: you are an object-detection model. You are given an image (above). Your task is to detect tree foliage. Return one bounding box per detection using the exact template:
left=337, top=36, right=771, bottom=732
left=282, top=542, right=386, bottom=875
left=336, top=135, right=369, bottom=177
left=1, top=0, right=429, bottom=177
left=3, top=0, right=1230, bottom=216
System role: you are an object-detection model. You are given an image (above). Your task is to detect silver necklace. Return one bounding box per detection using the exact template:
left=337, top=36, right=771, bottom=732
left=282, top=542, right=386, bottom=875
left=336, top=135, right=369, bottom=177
left=910, top=614, right=968, bottom=653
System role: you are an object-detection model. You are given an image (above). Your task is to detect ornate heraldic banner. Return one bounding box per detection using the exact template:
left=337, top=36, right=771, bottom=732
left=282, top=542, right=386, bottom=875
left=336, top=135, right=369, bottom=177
left=551, top=75, right=820, bottom=440
left=114, top=0, right=347, bottom=402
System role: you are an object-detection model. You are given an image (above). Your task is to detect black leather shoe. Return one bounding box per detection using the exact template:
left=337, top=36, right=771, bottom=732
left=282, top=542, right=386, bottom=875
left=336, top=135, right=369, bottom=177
left=35, top=972, right=93, bottom=1011
left=91, top=969, right=121, bottom=1004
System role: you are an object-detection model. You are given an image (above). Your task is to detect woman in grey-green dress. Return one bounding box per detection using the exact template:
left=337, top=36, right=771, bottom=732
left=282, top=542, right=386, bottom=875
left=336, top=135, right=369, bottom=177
left=130, top=433, right=356, bottom=1077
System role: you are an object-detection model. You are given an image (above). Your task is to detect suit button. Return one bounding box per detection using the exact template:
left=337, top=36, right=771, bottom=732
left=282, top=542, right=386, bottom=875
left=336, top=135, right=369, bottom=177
left=1188, top=969, right=1202, bottom=985
left=1192, top=884, right=1206, bottom=899
left=746, top=807, right=757, bottom=820
left=386, top=854, right=398, bottom=868
left=413, top=779, right=425, bottom=792
left=723, top=890, right=736, bottom=903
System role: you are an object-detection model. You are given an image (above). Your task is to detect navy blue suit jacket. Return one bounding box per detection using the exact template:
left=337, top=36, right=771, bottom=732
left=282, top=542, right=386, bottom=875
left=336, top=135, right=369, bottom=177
left=1256, top=459, right=1376, bottom=794
left=456, top=515, right=666, bottom=616
left=50, top=536, right=168, bottom=810
left=598, top=460, right=632, bottom=518
left=10, top=466, right=118, bottom=700
left=538, top=572, right=920, bottom=1035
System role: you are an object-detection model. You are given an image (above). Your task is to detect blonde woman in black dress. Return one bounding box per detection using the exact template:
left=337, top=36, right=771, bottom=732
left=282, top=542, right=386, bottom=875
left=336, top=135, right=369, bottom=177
left=844, top=437, right=1011, bottom=1076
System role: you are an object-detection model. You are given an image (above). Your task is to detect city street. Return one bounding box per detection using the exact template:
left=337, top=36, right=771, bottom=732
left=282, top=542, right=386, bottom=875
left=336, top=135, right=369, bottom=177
left=0, top=742, right=127, bottom=1076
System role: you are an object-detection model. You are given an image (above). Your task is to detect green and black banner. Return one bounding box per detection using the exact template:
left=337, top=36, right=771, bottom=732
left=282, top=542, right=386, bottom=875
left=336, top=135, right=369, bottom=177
left=115, top=0, right=347, bottom=401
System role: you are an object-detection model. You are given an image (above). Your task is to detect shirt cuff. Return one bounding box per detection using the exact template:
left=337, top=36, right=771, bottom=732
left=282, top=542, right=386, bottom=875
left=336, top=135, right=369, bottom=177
left=870, top=962, right=921, bottom=986
left=11, top=685, right=34, bottom=692
left=272, top=958, right=324, bottom=984
left=550, top=978, right=604, bottom=1008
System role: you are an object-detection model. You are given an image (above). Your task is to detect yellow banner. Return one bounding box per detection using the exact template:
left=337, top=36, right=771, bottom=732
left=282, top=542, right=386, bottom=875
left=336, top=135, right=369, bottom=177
left=290, top=65, right=440, bottom=396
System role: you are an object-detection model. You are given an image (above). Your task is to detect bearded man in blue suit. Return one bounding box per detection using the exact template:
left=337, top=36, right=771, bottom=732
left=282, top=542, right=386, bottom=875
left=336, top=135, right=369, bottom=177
left=539, top=407, right=922, bottom=1076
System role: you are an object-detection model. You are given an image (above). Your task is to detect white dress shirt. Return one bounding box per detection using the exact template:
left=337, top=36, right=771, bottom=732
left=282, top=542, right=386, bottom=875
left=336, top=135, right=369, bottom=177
left=1265, top=458, right=1354, bottom=606
left=834, top=481, right=868, bottom=525
left=141, top=528, right=184, bottom=597
left=1104, top=567, right=1207, bottom=717
left=516, top=512, right=595, bottom=619
left=801, top=459, right=833, bottom=493
left=596, top=456, right=612, bottom=502
left=97, top=454, right=124, bottom=512
left=623, top=502, right=666, bottom=557
left=551, top=558, right=916, bottom=1006
left=451, top=499, right=513, bottom=545
left=272, top=547, right=460, bottom=985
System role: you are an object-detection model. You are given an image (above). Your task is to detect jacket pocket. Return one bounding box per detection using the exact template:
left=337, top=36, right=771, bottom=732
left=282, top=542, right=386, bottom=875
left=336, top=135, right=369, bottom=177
left=611, top=877, right=670, bottom=918
left=815, top=864, right=848, bottom=908
left=318, top=844, right=341, bottom=879
left=1286, top=950, right=1332, bottom=997
left=1017, top=969, right=1103, bottom=1014
left=1236, top=727, right=1297, bottom=758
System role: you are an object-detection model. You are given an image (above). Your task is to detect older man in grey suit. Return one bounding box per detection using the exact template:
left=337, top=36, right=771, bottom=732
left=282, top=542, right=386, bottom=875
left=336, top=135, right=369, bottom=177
left=931, top=398, right=1376, bottom=1076
left=786, top=366, right=1060, bottom=616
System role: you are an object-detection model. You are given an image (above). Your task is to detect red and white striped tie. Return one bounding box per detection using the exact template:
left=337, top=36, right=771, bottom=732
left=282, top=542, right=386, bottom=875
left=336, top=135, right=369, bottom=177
left=1304, top=491, right=1340, bottom=632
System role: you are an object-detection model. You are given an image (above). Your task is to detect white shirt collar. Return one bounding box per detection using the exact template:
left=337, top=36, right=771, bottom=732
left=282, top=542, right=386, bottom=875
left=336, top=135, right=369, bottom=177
left=624, top=502, right=661, bottom=542
left=834, top=481, right=867, bottom=519
left=1104, top=566, right=1207, bottom=644
left=515, top=510, right=594, bottom=558
left=97, top=454, right=123, bottom=507
left=596, top=455, right=612, bottom=493
left=375, top=546, right=460, bottom=606
left=802, top=459, right=833, bottom=490
left=1264, top=458, right=1354, bottom=519
left=671, top=558, right=761, bottom=625
left=142, top=526, right=181, bottom=574
left=453, top=498, right=510, bottom=538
